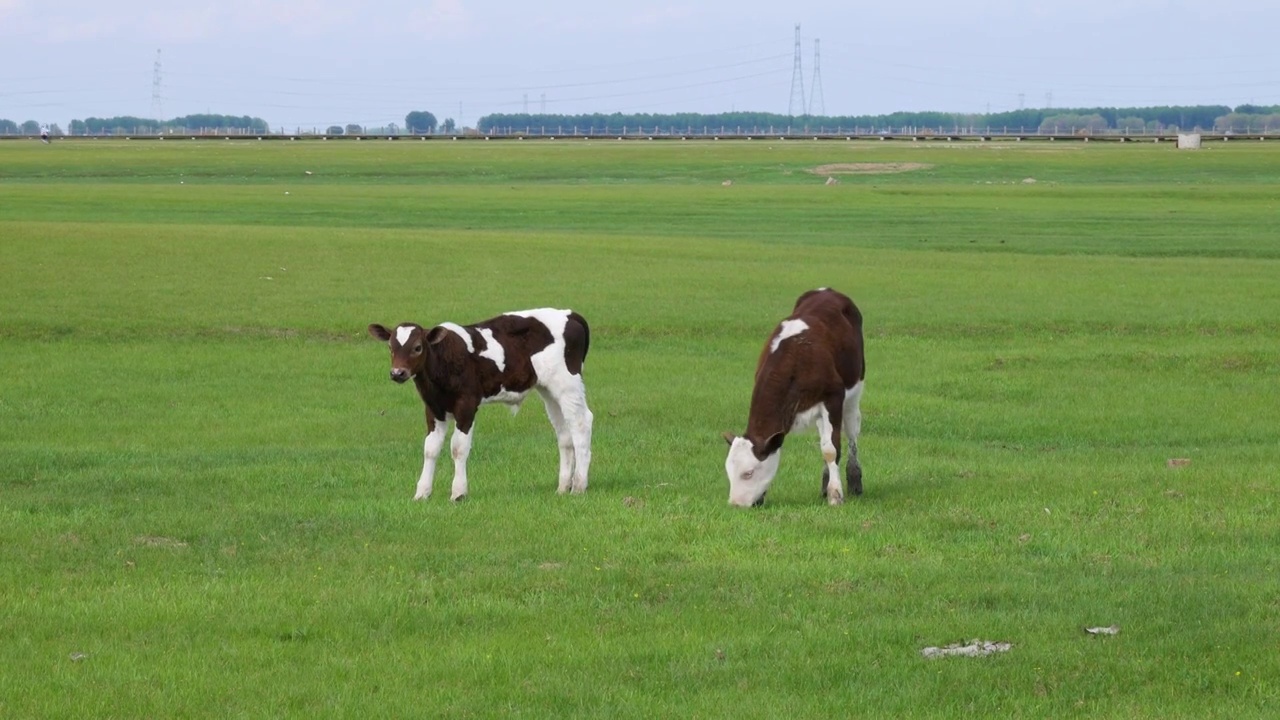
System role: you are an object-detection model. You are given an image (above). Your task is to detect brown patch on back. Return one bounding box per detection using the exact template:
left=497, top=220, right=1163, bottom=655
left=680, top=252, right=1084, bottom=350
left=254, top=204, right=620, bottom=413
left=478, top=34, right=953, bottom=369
left=810, top=162, right=932, bottom=176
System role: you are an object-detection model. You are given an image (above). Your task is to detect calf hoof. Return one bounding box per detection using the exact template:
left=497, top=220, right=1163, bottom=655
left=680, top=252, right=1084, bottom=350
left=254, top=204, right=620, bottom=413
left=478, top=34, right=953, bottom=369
left=848, top=468, right=864, bottom=497
left=450, top=494, right=468, bottom=503
left=412, top=492, right=431, bottom=501
left=827, top=493, right=845, bottom=507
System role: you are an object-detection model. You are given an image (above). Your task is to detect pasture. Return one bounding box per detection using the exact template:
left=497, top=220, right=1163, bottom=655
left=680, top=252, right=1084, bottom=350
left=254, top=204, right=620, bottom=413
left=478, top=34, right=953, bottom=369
left=1, top=137, right=1278, bottom=718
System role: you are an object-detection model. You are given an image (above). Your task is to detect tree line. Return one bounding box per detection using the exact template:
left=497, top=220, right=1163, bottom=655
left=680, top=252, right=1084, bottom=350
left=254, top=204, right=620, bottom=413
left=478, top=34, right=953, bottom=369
left=61, top=114, right=270, bottom=135
left=7, top=104, right=1279, bottom=138
left=475, top=105, right=1280, bottom=135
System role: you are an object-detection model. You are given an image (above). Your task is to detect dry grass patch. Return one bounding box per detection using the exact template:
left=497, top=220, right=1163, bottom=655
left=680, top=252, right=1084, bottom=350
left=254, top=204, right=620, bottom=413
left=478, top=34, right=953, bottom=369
left=810, top=162, right=933, bottom=176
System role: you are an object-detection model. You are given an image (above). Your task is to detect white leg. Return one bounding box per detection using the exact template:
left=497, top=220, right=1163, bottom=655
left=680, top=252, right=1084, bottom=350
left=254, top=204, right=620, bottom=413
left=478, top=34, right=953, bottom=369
left=816, top=407, right=843, bottom=506
left=415, top=422, right=447, bottom=500
left=539, top=390, right=575, bottom=494
left=843, top=382, right=864, bottom=496
left=557, top=380, right=593, bottom=494
left=449, top=426, right=472, bottom=502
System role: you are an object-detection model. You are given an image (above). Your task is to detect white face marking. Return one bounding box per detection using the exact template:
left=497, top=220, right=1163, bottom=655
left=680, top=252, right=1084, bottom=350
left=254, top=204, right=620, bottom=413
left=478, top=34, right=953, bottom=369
left=770, top=319, right=809, bottom=353
left=478, top=328, right=506, bottom=371
left=439, top=322, right=474, bottom=353
left=395, top=325, right=415, bottom=347
left=725, top=436, right=783, bottom=507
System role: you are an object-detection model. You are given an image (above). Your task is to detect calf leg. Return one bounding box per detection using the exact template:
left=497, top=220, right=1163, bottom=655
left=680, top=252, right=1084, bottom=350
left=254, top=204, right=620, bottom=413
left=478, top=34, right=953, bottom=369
left=555, top=378, right=593, bottom=494
left=816, top=401, right=844, bottom=506
left=538, top=389, right=575, bottom=494
left=450, top=407, right=477, bottom=502
left=449, top=428, right=473, bottom=502
left=844, top=383, right=864, bottom=496
left=415, top=417, right=447, bottom=500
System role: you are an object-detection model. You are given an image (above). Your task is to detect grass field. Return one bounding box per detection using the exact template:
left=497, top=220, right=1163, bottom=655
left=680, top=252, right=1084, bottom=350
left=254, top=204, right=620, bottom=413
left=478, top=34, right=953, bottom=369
left=1, top=138, right=1278, bottom=718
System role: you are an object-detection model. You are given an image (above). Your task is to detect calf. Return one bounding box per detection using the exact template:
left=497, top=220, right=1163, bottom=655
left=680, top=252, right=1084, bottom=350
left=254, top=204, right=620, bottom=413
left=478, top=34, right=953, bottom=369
left=723, top=288, right=865, bottom=507
left=369, top=308, right=593, bottom=501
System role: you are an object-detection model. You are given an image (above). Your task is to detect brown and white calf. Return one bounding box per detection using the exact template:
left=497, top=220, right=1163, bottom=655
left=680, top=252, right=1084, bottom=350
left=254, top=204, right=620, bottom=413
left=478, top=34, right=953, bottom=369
left=723, top=288, right=865, bottom=507
left=369, top=309, right=593, bottom=501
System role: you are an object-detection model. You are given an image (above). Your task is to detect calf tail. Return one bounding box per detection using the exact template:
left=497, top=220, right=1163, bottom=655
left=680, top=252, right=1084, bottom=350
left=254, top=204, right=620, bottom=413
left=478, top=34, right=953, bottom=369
left=565, top=311, right=590, bottom=374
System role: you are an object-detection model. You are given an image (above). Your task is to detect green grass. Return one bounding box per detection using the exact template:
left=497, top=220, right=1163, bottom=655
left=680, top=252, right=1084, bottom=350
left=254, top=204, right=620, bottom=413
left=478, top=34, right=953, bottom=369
left=1, top=139, right=1278, bottom=718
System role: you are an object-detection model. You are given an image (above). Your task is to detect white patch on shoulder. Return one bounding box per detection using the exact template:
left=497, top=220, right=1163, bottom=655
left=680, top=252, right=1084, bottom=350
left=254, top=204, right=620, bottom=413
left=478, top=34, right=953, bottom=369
left=770, top=319, right=809, bottom=353
left=395, top=325, right=415, bottom=347
left=478, top=328, right=505, bottom=371
left=439, top=322, right=474, bottom=353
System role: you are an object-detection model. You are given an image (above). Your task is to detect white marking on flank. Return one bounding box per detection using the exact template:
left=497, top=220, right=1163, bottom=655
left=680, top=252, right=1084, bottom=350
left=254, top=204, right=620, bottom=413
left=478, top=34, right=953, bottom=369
left=395, top=325, right=415, bottom=347
left=439, top=322, right=474, bottom=352
left=478, top=328, right=506, bottom=371
left=770, top=319, right=809, bottom=353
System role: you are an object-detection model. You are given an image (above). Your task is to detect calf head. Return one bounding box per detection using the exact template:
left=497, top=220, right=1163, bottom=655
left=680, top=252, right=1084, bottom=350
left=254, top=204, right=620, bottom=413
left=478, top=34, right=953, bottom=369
left=368, top=322, right=429, bottom=383
left=722, top=431, right=785, bottom=507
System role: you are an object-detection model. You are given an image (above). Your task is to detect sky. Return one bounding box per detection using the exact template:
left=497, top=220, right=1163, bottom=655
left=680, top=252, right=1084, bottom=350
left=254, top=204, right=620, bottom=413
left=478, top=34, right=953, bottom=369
left=3, top=0, right=1279, bottom=130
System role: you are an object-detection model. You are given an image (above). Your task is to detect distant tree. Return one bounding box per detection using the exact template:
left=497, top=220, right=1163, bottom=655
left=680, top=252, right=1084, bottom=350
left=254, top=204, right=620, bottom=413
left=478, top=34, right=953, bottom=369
left=0, top=119, right=18, bottom=134
left=405, top=110, right=438, bottom=134
left=386, top=122, right=400, bottom=135
left=1232, top=104, right=1280, bottom=115
left=48, top=123, right=64, bottom=136
left=1216, top=112, right=1280, bottom=133
left=441, top=117, right=456, bottom=133
left=21, top=120, right=40, bottom=135
left=345, top=124, right=363, bottom=135
left=1039, top=113, right=1108, bottom=134
left=163, top=114, right=268, bottom=133
left=1116, top=116, right=1146, bottom=133
left=326, top=125, right=345, bottom=135
left=71, top=116, right=161, bottom=134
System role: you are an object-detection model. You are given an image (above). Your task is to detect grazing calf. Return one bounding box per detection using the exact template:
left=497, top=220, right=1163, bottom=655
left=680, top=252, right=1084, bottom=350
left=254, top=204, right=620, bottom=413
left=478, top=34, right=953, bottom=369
left=369, top=309, right=593, bottom=501
left=723, top=288, right=865, bottom=507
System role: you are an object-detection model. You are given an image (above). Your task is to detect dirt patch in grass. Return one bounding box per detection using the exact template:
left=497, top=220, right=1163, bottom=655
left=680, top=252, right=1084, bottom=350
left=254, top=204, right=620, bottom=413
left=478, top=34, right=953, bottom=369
left=133, top=535, right=189, bottom=549
left=811, top=162, right=933, bottom=176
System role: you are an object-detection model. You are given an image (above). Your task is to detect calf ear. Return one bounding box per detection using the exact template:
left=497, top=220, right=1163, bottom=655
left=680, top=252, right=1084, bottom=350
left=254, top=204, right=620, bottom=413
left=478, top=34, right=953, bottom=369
left=368, top=324, right=392, bottom=341
left=759, top=431, right=785, bottom=458
left=426, top=327, right=449, bottom=345
left=721, top=431, right=737, bottom=447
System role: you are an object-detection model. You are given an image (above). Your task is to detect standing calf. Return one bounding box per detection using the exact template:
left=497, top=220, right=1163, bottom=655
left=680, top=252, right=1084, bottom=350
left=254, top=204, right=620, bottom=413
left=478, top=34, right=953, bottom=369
left=369, top=308, right=593, bottom=501
left=723, top=288, right=866, bottom=507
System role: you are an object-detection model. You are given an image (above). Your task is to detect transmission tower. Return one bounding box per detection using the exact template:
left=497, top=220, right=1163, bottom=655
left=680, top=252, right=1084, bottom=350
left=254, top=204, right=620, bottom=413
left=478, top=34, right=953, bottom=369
left=151, top=49, right=164, bottom=120
left=787, top=24, right=806, bottom=117
left=808, top=39, right=825, bottom=116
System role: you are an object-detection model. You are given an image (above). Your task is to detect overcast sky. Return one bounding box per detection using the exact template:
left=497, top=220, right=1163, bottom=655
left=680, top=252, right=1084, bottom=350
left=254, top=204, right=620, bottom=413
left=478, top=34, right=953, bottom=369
left=3, top=0, right=1278, bottom=130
